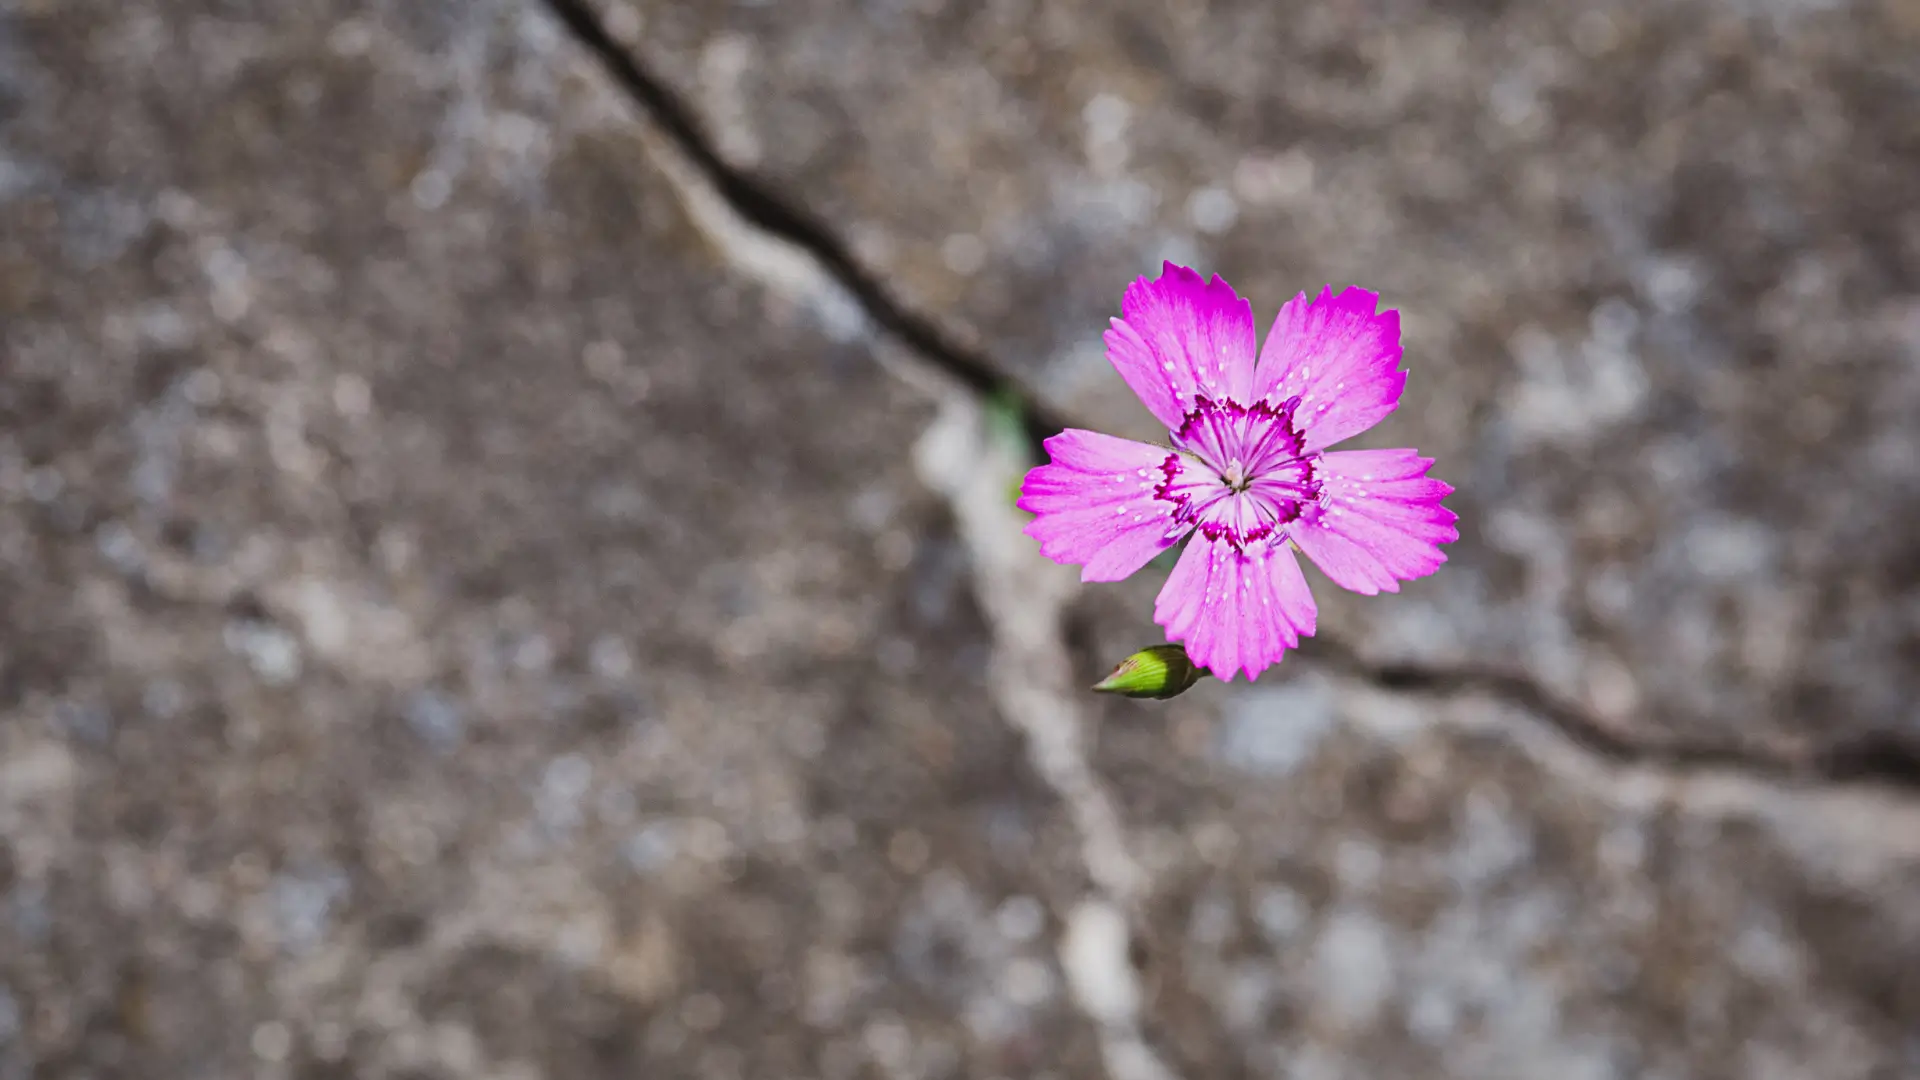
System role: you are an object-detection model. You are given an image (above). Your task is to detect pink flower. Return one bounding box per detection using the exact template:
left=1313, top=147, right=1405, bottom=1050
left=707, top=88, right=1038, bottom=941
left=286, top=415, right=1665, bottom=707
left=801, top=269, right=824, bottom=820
left=1018, top=263, right=1457, bottom=681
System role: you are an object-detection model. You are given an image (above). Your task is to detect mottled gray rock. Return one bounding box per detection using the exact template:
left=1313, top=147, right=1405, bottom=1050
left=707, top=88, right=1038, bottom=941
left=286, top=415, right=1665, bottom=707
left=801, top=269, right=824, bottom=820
left=1088, top=673, right=1920, bottom=1079
left=5, top=1, right=1920, bottom=1079
left=609, top=0, right=1920, bottom=756
left=0, top=1, right=1100, bottom=1076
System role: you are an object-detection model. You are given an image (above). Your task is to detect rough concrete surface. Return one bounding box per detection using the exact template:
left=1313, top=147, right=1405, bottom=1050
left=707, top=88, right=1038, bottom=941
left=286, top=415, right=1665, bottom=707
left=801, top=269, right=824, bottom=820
left=2, top=1, right=1918, bottom=1079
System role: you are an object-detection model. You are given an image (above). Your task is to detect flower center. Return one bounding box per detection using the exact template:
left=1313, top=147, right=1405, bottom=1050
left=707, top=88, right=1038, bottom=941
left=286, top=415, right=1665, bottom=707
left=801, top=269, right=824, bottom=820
left=1154, top=396, right=1323, bottom=550
left=1221, top=458, right=1250, bottom=491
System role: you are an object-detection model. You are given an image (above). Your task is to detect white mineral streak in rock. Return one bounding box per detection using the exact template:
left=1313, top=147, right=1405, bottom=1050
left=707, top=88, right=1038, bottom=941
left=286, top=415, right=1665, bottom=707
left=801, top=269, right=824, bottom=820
left=917, top=399, right=1176, bottom=1080
left=620, top=100, right=871, bottom=345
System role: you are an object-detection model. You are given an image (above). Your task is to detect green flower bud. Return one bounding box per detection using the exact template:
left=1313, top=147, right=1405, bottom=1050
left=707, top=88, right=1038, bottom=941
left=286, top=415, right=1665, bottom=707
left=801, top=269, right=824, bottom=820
left=1091, top=644, right=1207, bottom=699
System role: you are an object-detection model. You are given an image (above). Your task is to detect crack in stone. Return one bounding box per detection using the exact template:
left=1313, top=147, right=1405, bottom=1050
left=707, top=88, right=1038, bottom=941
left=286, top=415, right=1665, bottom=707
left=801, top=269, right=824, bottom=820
left=1297, top=637, right=1920, bottom=793
left=533, top=0, right=1920, bottom=801
left=540, top=0, right=1068, bottom=448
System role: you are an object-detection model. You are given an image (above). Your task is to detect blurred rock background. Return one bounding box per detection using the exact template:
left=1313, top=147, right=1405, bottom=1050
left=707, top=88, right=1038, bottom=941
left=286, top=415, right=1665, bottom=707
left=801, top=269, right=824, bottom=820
left=2, top=0, right=1917, bottom=1077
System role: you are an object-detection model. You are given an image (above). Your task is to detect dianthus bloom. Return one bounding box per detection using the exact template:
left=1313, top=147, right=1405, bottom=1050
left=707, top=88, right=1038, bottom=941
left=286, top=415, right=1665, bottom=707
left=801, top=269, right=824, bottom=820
left=1018, top=263, right=1457, bottom=681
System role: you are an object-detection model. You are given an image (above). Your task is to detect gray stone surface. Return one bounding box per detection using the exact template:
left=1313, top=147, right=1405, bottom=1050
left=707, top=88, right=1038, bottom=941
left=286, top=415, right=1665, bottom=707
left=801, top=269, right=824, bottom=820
left=1090, top=676, right=1920, bottom=1078
left=610, top=0, right=1920, bottom=756
left=1, top=2, right=1097, bottom=1076
left=3, top=1, right=1920, bottom=1079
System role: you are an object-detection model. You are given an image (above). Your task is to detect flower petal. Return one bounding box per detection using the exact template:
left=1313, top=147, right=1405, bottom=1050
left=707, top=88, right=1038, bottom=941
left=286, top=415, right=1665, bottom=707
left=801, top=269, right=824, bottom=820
left=1104, top=263, right=1258, bottom=430
left=1156, top=450, right=1232, bottom=527
left=1288, top=449, right=1457, bottom=595
left=1251, top=286, right=1405, bottom=451
left=1154, top=537, right=1318, bottom=682
left=1018, top=429, right=1189, bottom=582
